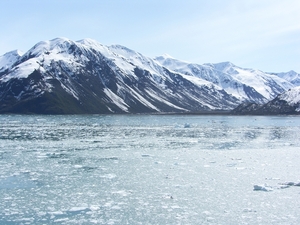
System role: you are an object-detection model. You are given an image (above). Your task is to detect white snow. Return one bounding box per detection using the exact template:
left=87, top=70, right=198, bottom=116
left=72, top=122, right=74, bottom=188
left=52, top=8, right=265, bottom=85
left=107, top=44, right=168, bottom=80
left=0, top=49, right=23, bottom=72
left=1, top=37, right=299, bottom=111
left=145, top=89, right=187, bottom=111
left=279, top=86, right=300, bottom=111
left=123, top=85, right=160, bottom=112
left=103, top=88, right=129, bottom=112
left=275, top=70, right=300, bottom=86
left=0, top=58, right=41, bottom=82
left=156, top=56, right=294, bottom=102
left=57, top=80, right=79, bottom=100
left=279, top=86, right=300, bottom=104
left=212, top=64, right=293, bottom=100
left=180, top=73, right=220, bottom=87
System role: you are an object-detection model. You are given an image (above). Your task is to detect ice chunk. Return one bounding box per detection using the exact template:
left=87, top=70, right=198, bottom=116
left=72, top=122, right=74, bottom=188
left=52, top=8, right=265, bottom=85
left=253, top=184, right=273, bottom=192
left=278, top=185, right=290, bottom=189
left=281, top=181, right=295, bottom=186
left=184, top=123, right=191, bottom=128
left=280, top=181, right=300, bottom=187
left=243, top=208, right=256, bottom=213
left=69, top=206, right=88, bottom=212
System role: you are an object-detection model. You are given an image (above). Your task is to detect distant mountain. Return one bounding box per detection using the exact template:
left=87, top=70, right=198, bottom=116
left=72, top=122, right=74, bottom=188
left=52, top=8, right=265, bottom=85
left=0, top=38, right=238, bottom=114
left=232, top=86, right=300, bottom=115
left=155, top=56, right=293, bottom=104
left=272, top=70, right=300, bottom=86
left=0, top=37, right=298, bottom=114
left=0, top=50, right=23, bottom=73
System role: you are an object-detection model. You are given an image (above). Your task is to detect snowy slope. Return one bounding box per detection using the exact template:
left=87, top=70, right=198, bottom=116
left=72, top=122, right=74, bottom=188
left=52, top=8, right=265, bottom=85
left=155, top=56, right=258, bottom=102
left=6, top=38, right=165, bottom=84
left=156, top=56, right=294, bottom=103
left=0, top=37, right=239, bottom=114
left=0, top=37, right=298, bottom=114
left=274, top=70, right=300, bottom=86
left=209, top=62, right=293, bottom=100
left=278, top=86, right=300, bottom=111
left=232, top=86, right=300, bottom=114
left=0, top=50, right=23, bottom=73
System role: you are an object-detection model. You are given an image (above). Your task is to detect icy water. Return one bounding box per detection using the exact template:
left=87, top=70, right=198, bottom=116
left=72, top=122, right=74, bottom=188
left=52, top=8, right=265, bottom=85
left=0, top=115, right=300, bottom=225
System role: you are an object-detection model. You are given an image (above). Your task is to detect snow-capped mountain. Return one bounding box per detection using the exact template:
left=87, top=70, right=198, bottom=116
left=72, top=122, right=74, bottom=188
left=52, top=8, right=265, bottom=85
left=273, top=70, right=300, bottom=86
left=155, top=56, right=293, bottom=104
left=279, top=86, right=300, bottom=108
left=0, top=50, right=23, bottom=73
left=0, top=38, right=238, bottom=114
left=232, top=86, right=300, bottom=115
left=0, top=37, right=298, bottom=114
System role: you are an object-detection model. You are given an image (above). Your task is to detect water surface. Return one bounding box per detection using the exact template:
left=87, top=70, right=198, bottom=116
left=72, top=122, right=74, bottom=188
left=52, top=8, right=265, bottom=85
left=0, top=115, right=300, bottom=224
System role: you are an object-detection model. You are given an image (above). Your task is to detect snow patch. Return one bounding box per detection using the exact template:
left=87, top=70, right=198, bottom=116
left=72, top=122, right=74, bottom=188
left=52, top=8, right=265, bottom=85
left=145, top=89, right=187, bottom=111
left=0, top=50, right=23, bottom=72
left=279, top=86, right=300, bottom=107
left=0, top=58, right=40, bottom=82
left=124, top=85, right=160, bottom=112
left=103, top=88, right=129, bottom=112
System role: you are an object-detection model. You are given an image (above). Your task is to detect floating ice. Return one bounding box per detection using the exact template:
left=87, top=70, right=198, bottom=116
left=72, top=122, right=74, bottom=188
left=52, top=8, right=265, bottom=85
left=1, top=115, right=300, bottom=224
left=280, top=181, right=300, bottom=187
left=184, top=123, right=191, bottom=128
left=68, top=206, right=89, bottom=212
left=253, top=184, right=273, bottom=192
left=254, top=181, right=300, bottom=192
left=278, top=185, right=290, bottom=189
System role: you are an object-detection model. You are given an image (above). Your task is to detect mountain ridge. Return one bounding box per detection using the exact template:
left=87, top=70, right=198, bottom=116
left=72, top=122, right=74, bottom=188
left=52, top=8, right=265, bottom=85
left=0, top=37, right=299, bottom=114
left=231, top=86, right=300, bottom=115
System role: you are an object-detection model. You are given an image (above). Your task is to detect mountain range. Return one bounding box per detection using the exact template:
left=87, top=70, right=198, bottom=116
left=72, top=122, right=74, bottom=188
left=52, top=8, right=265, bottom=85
left=0, top=37, right=299, bottom=114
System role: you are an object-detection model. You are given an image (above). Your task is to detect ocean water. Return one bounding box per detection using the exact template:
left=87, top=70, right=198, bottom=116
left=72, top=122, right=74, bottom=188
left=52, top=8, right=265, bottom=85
left=0, top=114, right=300, bottom=224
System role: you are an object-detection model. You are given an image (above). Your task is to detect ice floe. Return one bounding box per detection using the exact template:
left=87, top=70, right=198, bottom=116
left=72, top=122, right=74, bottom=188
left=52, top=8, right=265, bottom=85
left=254, top=181, right=300, bottom=192
left=1, top=115, right=300, bottom=224
left=253, top=184, right=273, bottom=192
left=280, top=181, right=300, bottom=186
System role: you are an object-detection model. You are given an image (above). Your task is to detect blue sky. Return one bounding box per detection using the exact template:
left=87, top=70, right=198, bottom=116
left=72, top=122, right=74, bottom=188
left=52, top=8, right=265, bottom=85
left=1, top=0, right=299, bottom=72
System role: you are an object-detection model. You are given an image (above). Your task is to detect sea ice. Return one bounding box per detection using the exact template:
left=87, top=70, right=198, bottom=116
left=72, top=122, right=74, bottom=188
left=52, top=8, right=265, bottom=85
left=280, top=181, right=300, bottom=187
left=253, top=184, right=273, bottom=192
left=1, top=114, right=300, bottom=225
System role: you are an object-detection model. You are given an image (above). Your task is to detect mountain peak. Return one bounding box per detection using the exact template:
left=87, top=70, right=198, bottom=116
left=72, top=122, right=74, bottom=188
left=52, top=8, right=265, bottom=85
left=279, top=86, right=300, bottom=105
left=0, top=49, right=24, bottom=72
left=0, top=37, right=298, bottom=114
left=155, top=54, right=179, bottom=62
left=25, top=37, right=76, bottom=57
left=50, top=37, right=73, bottom=43
left=162, top=53, right=175, bottom=59
left=154, top=55, right=191, bottom=69
left=207, top=61, right=236, bottom=71
left=286, top=70, right=298, bottom=75
left=77, top=38, right=102, bottom=47
left=108, top=44, right=138, bottom=57
left=3, top=49, right=24, bottom=57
